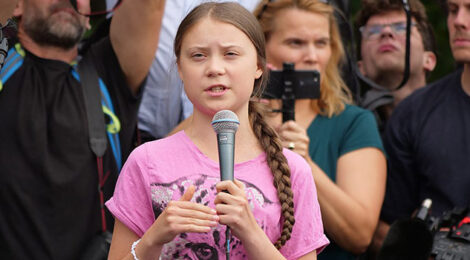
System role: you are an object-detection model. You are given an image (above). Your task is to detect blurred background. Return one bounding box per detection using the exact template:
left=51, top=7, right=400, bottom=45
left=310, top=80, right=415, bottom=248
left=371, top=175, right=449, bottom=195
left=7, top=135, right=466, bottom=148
left=0, top=0, right=455, bottom=84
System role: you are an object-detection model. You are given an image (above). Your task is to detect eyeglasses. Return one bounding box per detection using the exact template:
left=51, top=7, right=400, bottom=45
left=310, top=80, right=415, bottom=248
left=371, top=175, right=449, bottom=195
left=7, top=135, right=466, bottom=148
left=359, top=22, right=416, bottom=40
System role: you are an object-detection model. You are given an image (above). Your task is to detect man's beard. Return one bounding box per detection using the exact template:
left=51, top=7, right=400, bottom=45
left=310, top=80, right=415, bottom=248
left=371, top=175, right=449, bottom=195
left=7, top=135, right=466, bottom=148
left=23, top=9, right=85, bottom=50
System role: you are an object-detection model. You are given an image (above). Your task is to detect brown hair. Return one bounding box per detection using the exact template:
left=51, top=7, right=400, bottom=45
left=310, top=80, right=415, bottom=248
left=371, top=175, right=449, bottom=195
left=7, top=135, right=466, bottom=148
left=254, top=0, right=352, bottom=117
left=174, top=2, right=295, bottom=249
left=356, top=0, right=436, bottom=54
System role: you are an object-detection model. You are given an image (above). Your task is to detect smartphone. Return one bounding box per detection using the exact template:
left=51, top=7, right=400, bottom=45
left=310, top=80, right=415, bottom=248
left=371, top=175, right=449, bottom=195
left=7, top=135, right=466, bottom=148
left=262, top=68, right=320, bottom=100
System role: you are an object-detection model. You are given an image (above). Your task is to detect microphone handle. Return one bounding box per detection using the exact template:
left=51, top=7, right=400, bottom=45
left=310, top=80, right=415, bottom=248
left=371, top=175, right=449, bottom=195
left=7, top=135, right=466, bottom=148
left=217, top=132, right=235, bottom=181
left=216, top=132, right=235, bottom=259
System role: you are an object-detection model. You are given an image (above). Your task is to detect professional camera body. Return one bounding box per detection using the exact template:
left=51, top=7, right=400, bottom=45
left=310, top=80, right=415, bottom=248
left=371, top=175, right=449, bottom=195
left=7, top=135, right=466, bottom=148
left=377, top=201, right=470, bottom=260
left=430, top=207, right=470, bottom=260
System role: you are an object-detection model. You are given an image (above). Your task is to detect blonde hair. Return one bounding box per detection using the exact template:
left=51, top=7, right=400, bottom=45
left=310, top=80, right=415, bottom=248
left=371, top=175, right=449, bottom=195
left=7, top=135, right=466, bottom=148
left=254, top=0, right=352, bottom=117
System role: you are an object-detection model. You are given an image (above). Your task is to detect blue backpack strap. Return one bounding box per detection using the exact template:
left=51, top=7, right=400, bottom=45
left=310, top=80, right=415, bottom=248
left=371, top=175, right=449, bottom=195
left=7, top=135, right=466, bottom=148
left=99, top=78, right=122, bottom=171
left=72, top=64, right=122, bottom=172
left=0, top=45, right=122, bottom=171
left=0, top=43, right=25, bottom=92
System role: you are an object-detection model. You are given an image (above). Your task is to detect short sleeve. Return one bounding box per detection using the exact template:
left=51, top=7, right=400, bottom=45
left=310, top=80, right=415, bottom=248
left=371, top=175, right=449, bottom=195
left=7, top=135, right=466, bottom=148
left=105, top=144, right=155, bottom=237
left=381, top=99, right=420, bottom=223
left=280, top=151, right=330, bottom=259
left=339, top=108, right=384, bottom=157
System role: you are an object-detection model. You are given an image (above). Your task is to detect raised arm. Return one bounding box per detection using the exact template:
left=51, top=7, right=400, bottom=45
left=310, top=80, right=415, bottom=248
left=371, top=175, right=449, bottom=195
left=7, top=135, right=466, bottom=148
left=110, top=0, right=166, bottom=93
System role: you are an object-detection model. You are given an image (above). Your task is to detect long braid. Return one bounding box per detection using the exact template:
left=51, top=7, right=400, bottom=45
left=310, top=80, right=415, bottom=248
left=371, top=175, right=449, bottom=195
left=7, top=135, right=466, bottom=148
left=249, top=101, right=295, bottom=249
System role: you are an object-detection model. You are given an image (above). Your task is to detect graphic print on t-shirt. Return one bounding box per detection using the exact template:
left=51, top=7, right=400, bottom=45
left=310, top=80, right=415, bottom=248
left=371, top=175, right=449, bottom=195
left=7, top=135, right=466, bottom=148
left=150, top=174, right=275, bottom=259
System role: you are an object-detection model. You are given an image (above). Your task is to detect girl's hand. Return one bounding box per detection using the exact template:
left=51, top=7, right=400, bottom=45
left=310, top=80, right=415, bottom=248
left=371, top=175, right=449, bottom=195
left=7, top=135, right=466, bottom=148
left=143, top=185, right=219, bottom=246
left=214, top=180, right=260, bottom=241
left=277, top=120, right=310, bottom=159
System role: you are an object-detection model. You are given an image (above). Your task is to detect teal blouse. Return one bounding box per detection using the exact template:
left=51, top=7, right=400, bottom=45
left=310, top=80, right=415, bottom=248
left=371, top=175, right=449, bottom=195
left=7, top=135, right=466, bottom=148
left=310, top=105, right=384, bottom=260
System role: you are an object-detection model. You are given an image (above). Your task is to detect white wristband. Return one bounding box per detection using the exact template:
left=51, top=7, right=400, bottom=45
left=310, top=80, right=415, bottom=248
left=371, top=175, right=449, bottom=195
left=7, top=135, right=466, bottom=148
left=131, top=238, right=141, bottom=260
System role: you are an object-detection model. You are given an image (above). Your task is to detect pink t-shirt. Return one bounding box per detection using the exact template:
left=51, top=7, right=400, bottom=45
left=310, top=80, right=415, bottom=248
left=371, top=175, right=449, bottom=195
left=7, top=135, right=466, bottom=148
left=106, top=131, right=329, bottom=259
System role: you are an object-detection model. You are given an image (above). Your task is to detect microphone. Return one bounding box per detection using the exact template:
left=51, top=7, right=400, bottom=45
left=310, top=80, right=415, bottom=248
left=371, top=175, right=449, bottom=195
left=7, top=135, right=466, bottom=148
left=211, top=110, right=239, bottom=182
left=377, top=199, right=434, bottom=260
left=211, top=110, right=239, bottom=260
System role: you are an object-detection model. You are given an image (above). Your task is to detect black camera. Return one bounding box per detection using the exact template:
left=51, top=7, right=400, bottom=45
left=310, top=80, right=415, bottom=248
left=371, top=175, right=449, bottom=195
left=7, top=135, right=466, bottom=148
left=376, top=200, right=470, bottom=260
left=430, top=207, right=470, bottom=260
left=262, top=63, right=320, bottom=122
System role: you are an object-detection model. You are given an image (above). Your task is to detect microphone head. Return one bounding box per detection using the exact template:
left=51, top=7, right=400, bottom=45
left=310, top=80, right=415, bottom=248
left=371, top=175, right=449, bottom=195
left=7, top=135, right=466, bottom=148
left=211, top=110, right=240, bottom=134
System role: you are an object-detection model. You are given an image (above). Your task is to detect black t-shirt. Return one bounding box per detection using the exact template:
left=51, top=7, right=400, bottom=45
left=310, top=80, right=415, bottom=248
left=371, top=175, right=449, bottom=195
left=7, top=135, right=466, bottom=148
left=381, top=69, right=470, bottom=224
left=0, top=37, right=141, bottom=259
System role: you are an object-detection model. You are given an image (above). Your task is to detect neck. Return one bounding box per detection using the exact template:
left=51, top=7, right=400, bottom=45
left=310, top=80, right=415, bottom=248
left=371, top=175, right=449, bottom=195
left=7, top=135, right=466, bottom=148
left=462, top=64, right=470, bottom=96
left=374, top=72, right=426, bottom=106
left=186, top=109, right=262, bottom=163
left=18, top=29, right=78, bottom=64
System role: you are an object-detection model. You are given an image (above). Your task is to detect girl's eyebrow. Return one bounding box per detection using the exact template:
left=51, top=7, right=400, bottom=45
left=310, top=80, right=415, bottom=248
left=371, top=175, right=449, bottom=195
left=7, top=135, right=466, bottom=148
left=186, top=44, right=244, bottom=52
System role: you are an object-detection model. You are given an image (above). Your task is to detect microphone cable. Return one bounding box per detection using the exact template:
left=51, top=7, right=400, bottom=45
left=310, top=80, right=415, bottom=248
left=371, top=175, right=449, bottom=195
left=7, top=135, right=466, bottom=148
left=226, top=227, right=230, bottom=260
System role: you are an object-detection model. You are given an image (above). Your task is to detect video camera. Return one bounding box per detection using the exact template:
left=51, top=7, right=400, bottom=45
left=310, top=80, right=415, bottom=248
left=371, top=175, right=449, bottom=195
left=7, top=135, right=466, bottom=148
left=377, top=200, right=470, bottom=260
left=429, top=206, right=470, bottom=260
left=261, top=63, right=320, bottom=122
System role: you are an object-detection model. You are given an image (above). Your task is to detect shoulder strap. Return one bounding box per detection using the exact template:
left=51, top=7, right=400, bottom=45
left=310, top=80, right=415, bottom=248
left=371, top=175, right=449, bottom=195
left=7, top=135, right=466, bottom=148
left=77, top=54, right=110, bottom=233
left=77, top=54, right=107, bottom=157
left=0, top=44, right=24, bottom=91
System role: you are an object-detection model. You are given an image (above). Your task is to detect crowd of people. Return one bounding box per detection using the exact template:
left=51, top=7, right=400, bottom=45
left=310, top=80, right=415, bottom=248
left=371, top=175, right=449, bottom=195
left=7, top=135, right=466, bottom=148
left=0, top=0, right=469, bottom=259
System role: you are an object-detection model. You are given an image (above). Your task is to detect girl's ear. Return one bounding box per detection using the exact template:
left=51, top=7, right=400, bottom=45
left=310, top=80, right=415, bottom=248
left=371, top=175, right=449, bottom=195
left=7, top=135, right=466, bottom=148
left=255, top=64, right=263, bottom=79
left=177, top=62, right=183, bottom=81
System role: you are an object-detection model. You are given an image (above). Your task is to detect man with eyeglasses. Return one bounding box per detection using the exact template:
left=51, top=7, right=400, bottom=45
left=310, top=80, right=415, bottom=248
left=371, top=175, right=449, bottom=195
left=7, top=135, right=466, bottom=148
left=355, top=0, right=437, bottom=256
left=356, top=0, right=436, bottom=131
left=362, top=0, right=470, bottom=257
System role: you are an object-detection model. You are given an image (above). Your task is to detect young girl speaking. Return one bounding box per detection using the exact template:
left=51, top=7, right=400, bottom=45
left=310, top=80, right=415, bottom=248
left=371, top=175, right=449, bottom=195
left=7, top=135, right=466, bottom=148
left=106, top=2, right=329, bottom=259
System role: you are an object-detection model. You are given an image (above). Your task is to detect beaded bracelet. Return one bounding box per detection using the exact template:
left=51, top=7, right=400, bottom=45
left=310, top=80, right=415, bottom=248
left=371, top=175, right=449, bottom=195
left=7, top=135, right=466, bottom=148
left=131, top=238, right=142, bottom=260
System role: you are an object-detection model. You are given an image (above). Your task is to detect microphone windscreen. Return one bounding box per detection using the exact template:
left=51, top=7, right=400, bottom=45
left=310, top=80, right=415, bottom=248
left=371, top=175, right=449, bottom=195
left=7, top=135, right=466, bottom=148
left=377, top=218, right=433, bottom=260
left=211, top=110, right=239, bottom=134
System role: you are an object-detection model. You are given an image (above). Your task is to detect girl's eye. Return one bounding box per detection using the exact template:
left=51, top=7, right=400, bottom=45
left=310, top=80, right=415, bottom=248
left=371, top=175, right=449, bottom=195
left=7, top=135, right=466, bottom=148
left=225, top=51, right=238, bottom=56
left=191, top=53, right=205, bottom=60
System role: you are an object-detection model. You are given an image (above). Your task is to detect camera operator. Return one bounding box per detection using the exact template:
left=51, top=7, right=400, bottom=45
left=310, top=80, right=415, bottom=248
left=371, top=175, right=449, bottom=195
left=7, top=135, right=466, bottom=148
left=355, top=0, right=437, bottom=133
left=0, top=0, right=165, bottom=259
left=254, top=1, right=386, bottom=259
left=373, top=0, right=470, bottom=256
